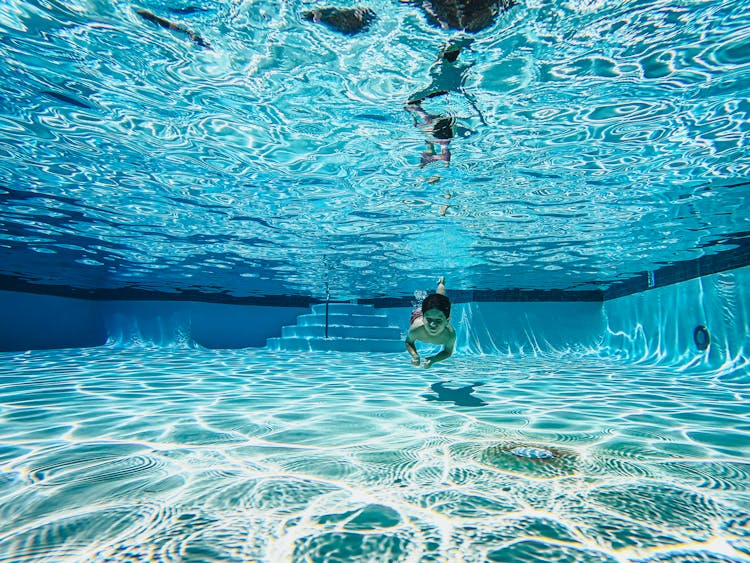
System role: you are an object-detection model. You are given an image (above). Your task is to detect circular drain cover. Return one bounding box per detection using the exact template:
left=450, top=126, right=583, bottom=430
left=510, top=447, right=555, bottom=460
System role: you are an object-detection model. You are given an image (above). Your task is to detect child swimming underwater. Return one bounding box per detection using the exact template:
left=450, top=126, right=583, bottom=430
left=405, top=276, right=456, bottom=368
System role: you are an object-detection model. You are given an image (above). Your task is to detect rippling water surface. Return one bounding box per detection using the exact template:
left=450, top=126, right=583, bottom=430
left=0, top=0, right=748, bottom=299
left=1, top=348, right=749, bottom=562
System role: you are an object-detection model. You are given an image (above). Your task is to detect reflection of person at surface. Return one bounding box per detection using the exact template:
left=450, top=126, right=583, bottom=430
left=136, top=9, right=211, bottom=49
left=406, top=0, right=516, bottom=32
left=301, top=6, right=376, bottom=34
left=405, top=103, right=455, bottom=166
left=407, top=37, right=476, bottom=108
left=405, top=37, right=481, bottom=166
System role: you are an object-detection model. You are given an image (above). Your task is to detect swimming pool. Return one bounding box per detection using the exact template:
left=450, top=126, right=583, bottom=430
left=1, top=0, right=749, bottom=560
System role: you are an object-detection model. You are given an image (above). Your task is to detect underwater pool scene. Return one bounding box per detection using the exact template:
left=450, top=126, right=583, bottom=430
left=1, top=0, right=750, bottom=561
left=1, top=348, right=749, bottom=563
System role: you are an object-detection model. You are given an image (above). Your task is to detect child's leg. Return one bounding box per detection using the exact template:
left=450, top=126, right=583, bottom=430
left=420, top=142, right=440, bottom=167
left=436, top=141, right=451, bottom=164
left=405, top=102, right=432, bottom=126
left=437, top=276, right=446, bottom=295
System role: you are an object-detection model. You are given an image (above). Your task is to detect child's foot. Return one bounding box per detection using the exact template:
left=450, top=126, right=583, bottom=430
left=420, top=151, right=441, bottom=167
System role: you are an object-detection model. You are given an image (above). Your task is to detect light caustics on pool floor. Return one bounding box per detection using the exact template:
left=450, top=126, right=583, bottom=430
left=0, top=349, right=749, bottom=562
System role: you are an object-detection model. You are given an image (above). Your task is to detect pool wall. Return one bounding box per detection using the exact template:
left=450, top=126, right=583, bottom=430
left=0, top=292, right=305, bottom=351
left=0, top=290, right=105, bottom=351
left=380, top=301, right=606, bottom=355
left=601, top=264, right=750, bottom=372
left=101, top=301, right=307, bottom=349
left=1, top=266, right=748, bottom=372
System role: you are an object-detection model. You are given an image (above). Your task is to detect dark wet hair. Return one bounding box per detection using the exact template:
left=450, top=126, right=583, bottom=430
left=422, top=293, right=451, bottom=318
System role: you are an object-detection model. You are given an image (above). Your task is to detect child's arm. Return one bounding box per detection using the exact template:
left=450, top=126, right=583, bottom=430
left=405, top=331, right=420, bottom=366
left=424, top=333, right=456, bottom=368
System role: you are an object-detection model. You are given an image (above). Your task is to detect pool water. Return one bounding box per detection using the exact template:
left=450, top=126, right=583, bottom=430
left=1, top=348, right=749, bottom=562
left=1, top=0, right=748, bottom=299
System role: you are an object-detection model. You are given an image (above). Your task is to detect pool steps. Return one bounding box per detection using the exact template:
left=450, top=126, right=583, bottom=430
left=267, top=302, right=404, bottom=352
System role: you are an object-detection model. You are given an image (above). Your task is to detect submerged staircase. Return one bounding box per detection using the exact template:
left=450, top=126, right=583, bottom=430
left=266, top=303, right=404, bottom=353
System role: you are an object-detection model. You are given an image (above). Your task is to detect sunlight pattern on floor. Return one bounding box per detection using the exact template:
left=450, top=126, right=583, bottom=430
left=0, top=349, right=748, bottom=562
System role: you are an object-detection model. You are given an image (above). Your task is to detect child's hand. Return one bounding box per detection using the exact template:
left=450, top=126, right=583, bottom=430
left=423, top=357, right=434, bottom=368
left=411, top=356, right=421, bottom=366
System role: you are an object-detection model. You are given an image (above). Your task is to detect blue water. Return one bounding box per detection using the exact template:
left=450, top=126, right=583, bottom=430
left=0, top=0, right=748, bottom=300
left=1, top=1, right=750, bottom=560
left=1, top=348, right=749, bottom=562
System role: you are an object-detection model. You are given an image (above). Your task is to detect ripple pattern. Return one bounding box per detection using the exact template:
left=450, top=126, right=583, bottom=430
left=0, top=0, right=748, bottom=299
left=0, top=348, right=748, bottom=561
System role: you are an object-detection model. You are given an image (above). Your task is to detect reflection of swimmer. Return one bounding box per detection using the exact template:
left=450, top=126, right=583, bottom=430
left=408, top=37, right=486, bottom=125
left=405, top=103, right=454, bottom=166
left=136, top=9, right=211, bottom=49
left=405, top=38, right=484, bottom=166
left=408, top=38, right=475, bottom=106
left=302, top=6, right=376, bottom=35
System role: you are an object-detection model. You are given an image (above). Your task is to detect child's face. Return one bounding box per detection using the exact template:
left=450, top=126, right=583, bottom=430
left=423, top=308, right=448, bottom=336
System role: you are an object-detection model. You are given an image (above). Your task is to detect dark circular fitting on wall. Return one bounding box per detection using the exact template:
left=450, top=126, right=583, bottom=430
left=693, top=325, right=710, bottom=351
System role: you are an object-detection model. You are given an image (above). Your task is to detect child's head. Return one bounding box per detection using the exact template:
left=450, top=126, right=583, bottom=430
left=421, top=293, right=451, bottom=335
left=422, top=293, right=451, bottom=318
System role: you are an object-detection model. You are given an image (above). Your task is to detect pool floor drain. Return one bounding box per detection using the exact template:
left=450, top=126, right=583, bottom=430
left=510, top=447, right=555, bottom=460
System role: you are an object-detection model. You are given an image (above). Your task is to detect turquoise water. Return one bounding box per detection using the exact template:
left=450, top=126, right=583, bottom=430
left=1, top=348, right=749, bottom=562
left=1, top=0, right=749, bottom=558
left=0, top=0, right=748, bottom=299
